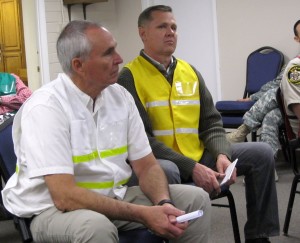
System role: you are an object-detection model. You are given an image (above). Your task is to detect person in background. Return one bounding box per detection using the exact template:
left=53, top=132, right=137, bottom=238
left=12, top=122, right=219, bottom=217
left=0, top=73, right=32, bottom=115
left=2, top=20, right=211, bottom=243
left=118, top=5, right=279, bottom=243
left=280, top=55, right=300, bottom=137
left=226, top=19, right=300, bottom=159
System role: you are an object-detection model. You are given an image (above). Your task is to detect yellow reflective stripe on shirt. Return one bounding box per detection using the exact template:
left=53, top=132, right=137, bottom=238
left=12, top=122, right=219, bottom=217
left=77, top=181, right=114, bottom=189
left=72, top=150, right=99, bottom=163
left=100, top=145, right=128, bottom=159
left=76, top=177, right=130, bottom=189
left=72, top=145, right=128, bottom=163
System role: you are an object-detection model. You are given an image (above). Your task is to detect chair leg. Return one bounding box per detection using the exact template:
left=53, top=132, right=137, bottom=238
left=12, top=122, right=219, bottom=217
left=211, top=189, right=241, bottom=243
left=13, top=216, right=33, bottom=242
left=225, top=190, right=241, bottom=243
left=283, top=175, right=300, bottom=236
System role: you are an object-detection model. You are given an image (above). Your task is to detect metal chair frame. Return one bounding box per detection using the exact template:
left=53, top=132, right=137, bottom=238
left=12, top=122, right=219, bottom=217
left=276, top=88, right=300, bottom=236
left=211, top=189, right=241, bottom=243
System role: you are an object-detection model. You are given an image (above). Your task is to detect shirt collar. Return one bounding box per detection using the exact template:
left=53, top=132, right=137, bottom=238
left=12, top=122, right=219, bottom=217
left=61, top=73, right=101, bottom=114
left=140, top=50, right=176, bottom=74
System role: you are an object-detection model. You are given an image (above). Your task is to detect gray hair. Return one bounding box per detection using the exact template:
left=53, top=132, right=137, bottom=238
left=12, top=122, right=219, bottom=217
left=56, top=20, right=103, bottom=75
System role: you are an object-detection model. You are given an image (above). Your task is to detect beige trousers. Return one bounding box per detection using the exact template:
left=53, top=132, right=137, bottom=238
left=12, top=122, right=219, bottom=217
left=30, top=184, right=211, bottom=243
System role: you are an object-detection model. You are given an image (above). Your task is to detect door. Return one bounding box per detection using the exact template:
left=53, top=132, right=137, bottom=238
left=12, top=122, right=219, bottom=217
left=0, top=0, right=27, bottom=85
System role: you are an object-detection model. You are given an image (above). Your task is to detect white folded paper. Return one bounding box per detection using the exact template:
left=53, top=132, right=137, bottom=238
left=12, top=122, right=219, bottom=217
left=176, top=210, right=203, bottom=223
left=220, top=159, right=238, bottom=186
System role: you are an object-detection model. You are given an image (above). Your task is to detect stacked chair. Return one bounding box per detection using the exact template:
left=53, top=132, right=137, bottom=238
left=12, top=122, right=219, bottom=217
left=216, top=46, right=284, bottom=141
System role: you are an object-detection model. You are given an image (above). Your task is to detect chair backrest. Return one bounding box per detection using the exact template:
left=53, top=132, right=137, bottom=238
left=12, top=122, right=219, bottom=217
left=276, top=87, right=300, bottom=176
left=244, top=46, right=284, bottom=98
left=0, top=116, right=17, bottom=182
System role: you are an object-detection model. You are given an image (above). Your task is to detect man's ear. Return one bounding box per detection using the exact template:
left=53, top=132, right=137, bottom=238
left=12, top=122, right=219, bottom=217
left=294, top=35, right=300, bottom=43
left=72, top=58, right=84, bottom=74
left=138, top=27, right=146, bottom=42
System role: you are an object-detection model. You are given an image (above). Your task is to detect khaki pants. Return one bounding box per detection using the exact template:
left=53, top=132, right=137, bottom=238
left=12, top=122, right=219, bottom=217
left=30, top=184, right=211, bottom=243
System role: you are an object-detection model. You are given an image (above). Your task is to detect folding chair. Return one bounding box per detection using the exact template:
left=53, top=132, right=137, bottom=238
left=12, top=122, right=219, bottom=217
left=184, top=181, right=240, bottom=243
left=276, top=88, right=300, bottom=236
left=216, top=46, right=284, bottom=141
left=0, top=116, right=166, bottom=243
left=0, top=116, right=33, bottom=243
left=211, top=188, right=240, bottom=243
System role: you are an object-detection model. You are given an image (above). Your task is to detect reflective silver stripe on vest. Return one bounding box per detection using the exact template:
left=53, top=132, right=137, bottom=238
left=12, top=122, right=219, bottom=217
left=146, top=100, right=200, bottom=108
left=176, top=128, right=198, bottom=134
left=153, top=128, right=198, bottom=136
left=146, top=100, right=169, bottom=108
left=171, top=100, right=200, bottom=106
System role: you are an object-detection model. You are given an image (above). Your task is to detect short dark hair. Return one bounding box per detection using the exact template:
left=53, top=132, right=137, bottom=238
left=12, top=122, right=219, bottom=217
left=138, top=5, right=172, bottom=27
left=293, top=20, right=300, bottom=37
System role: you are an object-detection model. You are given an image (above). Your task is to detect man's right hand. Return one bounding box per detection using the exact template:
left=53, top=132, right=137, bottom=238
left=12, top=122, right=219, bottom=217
left=141, top=204, right=188, bottom=239
left=192, top=163, right=224, bottom=194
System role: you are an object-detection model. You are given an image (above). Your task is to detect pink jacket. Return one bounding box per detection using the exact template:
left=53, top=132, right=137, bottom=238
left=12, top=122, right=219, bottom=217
left=0, top=74, right=32, bottom=115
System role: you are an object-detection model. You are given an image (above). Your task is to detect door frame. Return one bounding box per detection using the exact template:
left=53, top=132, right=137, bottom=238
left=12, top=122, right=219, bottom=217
left=21, top=0, right=50, bottom=90
left=35, top=0, right=50, bottom=85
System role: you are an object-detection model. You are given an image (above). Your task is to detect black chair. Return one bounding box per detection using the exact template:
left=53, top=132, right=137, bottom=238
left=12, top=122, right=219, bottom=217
left=0, top=117, right=166, bottom=243
left=184, top=181, right=240, bottom=243
left=211, top=188, right=240, bottom=243
left=216, top=46, right=284, bottom=141
left=0, top=115, right=33, bottom=243
left=276, top=88, right=300, bottom=236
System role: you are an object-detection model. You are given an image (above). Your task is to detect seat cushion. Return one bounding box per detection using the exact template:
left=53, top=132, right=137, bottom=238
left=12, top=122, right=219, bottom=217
left=216, top=100, right=255, bottom=114
left=221, top=116, right=244, bottom=128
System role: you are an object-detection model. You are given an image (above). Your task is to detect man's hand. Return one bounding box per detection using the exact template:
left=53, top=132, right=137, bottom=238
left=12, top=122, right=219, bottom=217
left=141, top=204, right=188, bottom=239
left=192, top=163, right=224, bottom=194
left=216, top=154, right=237, bottom=186
left=192, top=154, right=237, bottom=195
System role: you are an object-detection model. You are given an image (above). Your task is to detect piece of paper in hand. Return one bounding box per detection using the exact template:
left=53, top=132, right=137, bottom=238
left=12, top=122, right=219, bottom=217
left=176, top=210, right=204, bottom=223
left=220, top=159, right=238, bottom=186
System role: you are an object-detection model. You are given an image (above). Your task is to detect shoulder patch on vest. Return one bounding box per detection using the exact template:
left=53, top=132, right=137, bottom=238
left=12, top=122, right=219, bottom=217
left=287, top=64, right=300, bottom=84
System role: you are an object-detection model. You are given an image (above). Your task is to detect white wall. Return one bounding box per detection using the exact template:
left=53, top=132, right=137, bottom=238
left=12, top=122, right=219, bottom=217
left=217, top=0, right=300, bottom=100
left=144, top=0, right=220, bottom=102
left=115, top=0, right=143, bottom=69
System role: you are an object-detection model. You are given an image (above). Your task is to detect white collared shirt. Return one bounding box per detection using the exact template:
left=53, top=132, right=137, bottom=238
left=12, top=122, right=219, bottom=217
left=2, top=73, right=152, bottom=217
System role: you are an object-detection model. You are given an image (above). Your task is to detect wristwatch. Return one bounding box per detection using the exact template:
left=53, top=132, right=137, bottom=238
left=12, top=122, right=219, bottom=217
left=157, top=199, right=175, bottom=207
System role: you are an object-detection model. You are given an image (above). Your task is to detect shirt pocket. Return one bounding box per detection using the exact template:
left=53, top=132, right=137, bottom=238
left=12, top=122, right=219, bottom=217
left=97, top=118, right=128, bottom=150
left=70, top=119, right=95, bottom=154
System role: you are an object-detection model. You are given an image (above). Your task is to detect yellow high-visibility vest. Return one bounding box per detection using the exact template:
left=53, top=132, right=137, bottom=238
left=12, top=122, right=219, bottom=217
left=126, top=56, right=204, bottom=161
